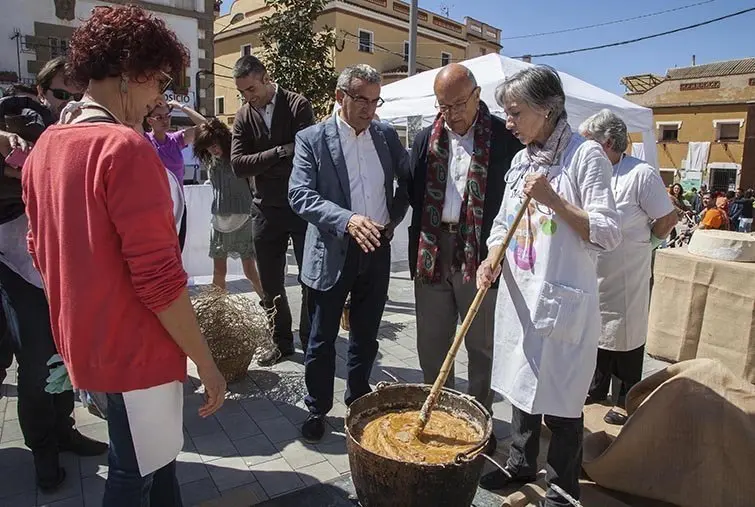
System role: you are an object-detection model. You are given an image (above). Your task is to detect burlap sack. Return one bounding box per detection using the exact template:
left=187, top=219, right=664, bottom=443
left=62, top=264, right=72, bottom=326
left=647, top=248, right=755, bottom=382
left=583, top=359, right=755, bottom=507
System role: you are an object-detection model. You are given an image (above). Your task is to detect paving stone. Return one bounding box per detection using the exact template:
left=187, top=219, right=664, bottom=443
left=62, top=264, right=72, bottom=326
left=256, top=416, right=300, bottom=444
left=275, top=439, right=326, bottom=470
left=182, top=477, right=220, bottom=506
left=240, top=398, right=283, bottom=423
left=233, top=434, right=281, bottom=467
left=249, top=457, right=304, bottom=498
left=193, top=431, right=238, bottom=462
left=177, top=451, right=211, bottom=485
left=216, top=411, right=262, bottom=441
left=203, top=481, right=267, bottom=506
left=40, top=496, right=85, bottom=507
left=81, top=474, right=106, bottom=507
left=78, top=452, right=108, bottom=479
left=206, top=456, right=256, bottom=492
left=296, top=461, right=341, bottom=487
left=0, top=418, right=23, bottom=443
left=184, top=413, right=223, bottom=439
left=0, top=491, right=36, bottom=507
left=0, top=454, right=37, bottom=499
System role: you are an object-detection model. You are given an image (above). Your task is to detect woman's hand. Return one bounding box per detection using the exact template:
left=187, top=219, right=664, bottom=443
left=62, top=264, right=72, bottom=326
left=166, top=100, right=184, bottom=110
left=523, top=173, right=559, bottom=209
left=476, top=257, right=502, bottom=290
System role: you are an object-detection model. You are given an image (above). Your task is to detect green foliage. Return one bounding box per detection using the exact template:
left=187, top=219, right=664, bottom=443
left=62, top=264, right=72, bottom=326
left=260, top=0, right=338, bottom=119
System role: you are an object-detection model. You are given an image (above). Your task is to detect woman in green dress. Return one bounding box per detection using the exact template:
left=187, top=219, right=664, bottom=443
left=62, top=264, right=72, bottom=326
left=194, top=119, right=263, bottom=296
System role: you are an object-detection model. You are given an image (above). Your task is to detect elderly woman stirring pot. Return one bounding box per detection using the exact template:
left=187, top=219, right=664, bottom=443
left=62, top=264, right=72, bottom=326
left=476, top=66, right=621, bottom=507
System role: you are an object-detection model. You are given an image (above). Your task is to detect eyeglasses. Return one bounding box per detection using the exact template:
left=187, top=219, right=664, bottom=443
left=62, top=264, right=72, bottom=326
left=435, top=87, right=479, bottom=114
left=157, top=71, right=173, bottom=94
left=49, top=88, right=83, bottom=102
left=342, top=90, right=384, bottom=108
left=149, top=113, right=172, bottom=122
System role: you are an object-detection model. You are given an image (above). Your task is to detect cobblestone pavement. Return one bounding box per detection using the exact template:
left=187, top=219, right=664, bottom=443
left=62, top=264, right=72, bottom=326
left=0, top=262, right=670, bottom=507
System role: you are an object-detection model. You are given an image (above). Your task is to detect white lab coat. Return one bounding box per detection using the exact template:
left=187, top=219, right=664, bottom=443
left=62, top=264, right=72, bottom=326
left=487, top=134, right=620, bottom=418
left=597, top=156, right=675, bottom=352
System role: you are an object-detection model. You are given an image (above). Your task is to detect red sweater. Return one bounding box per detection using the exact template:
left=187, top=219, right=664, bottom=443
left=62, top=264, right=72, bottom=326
left=23, top=123, right=188, bottom=392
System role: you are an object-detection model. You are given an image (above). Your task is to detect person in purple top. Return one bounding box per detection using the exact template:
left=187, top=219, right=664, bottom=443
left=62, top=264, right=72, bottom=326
left=145, top=99, right=207, bottom=250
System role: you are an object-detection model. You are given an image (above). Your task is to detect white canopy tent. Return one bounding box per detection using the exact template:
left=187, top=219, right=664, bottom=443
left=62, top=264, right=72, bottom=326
left=376, top=53, right=658, bottom=169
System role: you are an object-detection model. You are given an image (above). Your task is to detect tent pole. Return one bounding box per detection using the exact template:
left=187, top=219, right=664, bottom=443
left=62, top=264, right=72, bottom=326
left=408, top=0, right=418, bottom=76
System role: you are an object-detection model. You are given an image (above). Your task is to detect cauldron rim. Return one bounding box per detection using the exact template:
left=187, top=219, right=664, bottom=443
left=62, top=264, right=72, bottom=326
left=345, top=382, right=493, bottom=469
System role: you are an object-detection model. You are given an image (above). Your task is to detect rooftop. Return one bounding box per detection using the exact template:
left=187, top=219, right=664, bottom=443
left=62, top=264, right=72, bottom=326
left=666, top=57, right=755, bottom=80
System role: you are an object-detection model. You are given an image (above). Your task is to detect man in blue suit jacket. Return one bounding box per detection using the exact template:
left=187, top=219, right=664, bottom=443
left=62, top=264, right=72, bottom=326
left=289, top=65, right=410, bottom=441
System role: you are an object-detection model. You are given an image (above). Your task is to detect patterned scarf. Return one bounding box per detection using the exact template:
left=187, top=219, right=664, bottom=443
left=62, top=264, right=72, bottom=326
left=416, top=101, right=492, bottom=284
left=525, top=115, right=572, bottom=168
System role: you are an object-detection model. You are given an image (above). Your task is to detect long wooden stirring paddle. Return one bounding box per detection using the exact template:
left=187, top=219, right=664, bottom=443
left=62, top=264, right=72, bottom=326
left=415, top=196, right=532, bottom=436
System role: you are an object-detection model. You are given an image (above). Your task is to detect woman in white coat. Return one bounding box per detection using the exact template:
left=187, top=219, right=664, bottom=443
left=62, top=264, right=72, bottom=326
left=477, top=66, right=621, bottom=507
left=579, top=110, right=677, bottom=425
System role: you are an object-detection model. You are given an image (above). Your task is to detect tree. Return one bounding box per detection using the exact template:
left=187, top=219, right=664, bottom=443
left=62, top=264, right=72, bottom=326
left=260, top=0, right=338, bottom=119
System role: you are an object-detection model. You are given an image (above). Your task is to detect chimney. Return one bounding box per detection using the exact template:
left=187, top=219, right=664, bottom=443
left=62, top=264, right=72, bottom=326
left=692, top=54, right=696, bottom=66
left=521, top=55, right=532, bottom=63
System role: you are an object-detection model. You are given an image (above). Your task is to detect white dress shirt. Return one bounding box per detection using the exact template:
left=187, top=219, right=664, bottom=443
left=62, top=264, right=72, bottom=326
left=260, top=84, right=278, bottom=131
left=441, top=121, right=475, bottom=223
left=336, top=113, right=389, bottom=226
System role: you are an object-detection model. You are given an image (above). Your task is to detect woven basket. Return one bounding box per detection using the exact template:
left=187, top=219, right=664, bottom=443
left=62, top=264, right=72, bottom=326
left=192, top=287, right=273, bottom=384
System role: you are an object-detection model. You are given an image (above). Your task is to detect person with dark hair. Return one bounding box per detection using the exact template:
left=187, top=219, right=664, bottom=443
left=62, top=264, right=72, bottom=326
left=144, top=99, right=207, bottom=250
left=733, top=188, right=754, bottom=232
left=477, top=66, right=620, bottom=506
left=0, top=60, right=104, bottom=492
left=194, top=119, right=263, bottom=295
left=22, top=5, right=225, bottom=504
left=231, top=54, right=315, bottom=365
left=289, top=64, right=410, bottom=442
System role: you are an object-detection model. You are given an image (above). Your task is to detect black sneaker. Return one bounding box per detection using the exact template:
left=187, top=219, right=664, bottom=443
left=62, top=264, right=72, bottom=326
left=301, top=414, right=325, bottom=443
left=479, top=465, right=537, bottom=491
left=58, top=429, right=109, bottom=456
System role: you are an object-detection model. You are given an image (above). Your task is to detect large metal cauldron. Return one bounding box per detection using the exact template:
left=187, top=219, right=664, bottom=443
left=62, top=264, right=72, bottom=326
left=345, top=383, right=492, bottom=507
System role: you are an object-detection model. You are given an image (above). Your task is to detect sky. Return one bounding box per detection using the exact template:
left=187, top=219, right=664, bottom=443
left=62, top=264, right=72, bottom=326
left=219, top=0, right=755, bottom=94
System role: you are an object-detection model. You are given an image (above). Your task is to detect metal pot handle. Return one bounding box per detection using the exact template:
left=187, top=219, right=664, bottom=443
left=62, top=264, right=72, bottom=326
left=376, top=369, right=400, bottom=390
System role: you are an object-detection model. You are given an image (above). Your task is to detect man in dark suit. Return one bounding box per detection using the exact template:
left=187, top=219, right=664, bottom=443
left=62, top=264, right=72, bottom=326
left=409, top=64, right=522, bottom=454
left=289, top=64, right=410, bottom=442
left=231, top=56, right=314, bottom=366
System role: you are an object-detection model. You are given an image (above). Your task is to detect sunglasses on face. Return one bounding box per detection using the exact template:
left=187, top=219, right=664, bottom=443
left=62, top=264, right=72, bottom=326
left=49, top=88, right=83, bottom=101
left=157, top=71, right=173, bottom=94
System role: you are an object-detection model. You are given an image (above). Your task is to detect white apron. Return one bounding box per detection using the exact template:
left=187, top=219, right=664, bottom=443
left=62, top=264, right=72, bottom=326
left=491, top=140, right=606, bottom=419
left=596, top=156, right=672, bottom=352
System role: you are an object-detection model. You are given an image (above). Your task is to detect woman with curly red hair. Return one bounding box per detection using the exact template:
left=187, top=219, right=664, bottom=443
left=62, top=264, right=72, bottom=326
left=22, top=6, right=225, bottom=505
left=194, top=119, right=263, bottom=296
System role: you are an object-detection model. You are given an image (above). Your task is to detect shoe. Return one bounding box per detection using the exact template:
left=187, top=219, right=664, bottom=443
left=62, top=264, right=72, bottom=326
left=34, top=451, right=66, bottom=492
left=483, top=433, right=498, bottom=456
left=257, top=346, right=294, bottom=367
left=603, top=408, right=628, bottom=426
left=59, top=429, right=109, bottom=456
left=301, top=414, right=325, bottom=443
left=479, top=465, right=537, bottom=491
left=340, top=305, right=350, bottom=332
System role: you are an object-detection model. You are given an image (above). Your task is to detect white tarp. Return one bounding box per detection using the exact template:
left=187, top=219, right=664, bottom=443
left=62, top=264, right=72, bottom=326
left=376, top=53, right=658, bottom=169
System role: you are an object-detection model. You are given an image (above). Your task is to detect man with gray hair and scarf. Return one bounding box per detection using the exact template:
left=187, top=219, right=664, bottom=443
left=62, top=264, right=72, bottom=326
left=289, top=64, right=410, bottom=442
left=579, top=109, right=677, bottom=425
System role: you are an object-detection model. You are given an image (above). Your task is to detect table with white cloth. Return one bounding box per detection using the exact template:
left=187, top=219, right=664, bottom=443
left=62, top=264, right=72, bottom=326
left=647, top=247, right=755, bottom=382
